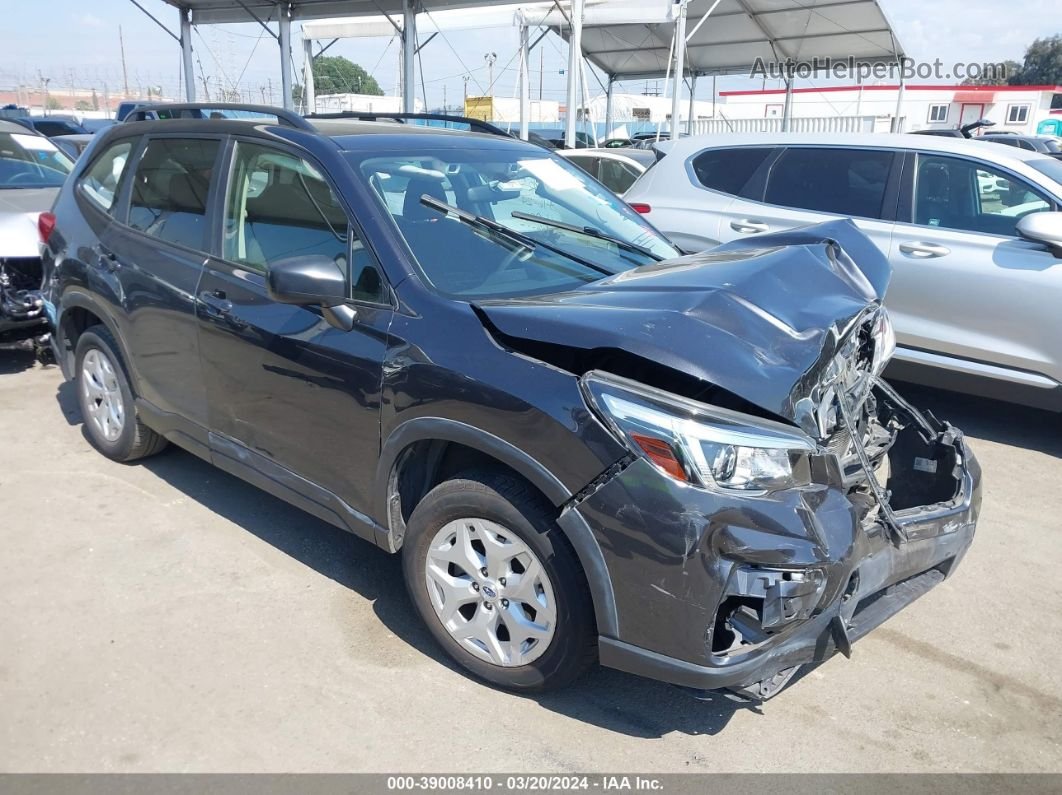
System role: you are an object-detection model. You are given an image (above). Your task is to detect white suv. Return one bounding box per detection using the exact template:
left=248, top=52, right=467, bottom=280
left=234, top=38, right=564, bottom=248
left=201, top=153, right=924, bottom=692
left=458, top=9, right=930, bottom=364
left=624, top=133, right=1062, bottom=410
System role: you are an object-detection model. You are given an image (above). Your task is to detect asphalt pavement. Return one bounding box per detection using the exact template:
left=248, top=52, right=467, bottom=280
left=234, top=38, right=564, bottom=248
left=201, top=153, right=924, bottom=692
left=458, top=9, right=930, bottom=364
left=1, top=347, right=1060, bottom=772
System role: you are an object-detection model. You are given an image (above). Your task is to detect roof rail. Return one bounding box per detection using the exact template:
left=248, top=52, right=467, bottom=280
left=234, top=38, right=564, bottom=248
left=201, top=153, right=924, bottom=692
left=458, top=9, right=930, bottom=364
left=304, top=111, right=515, bottom=138
left=122, top=103, right=314, bottom=130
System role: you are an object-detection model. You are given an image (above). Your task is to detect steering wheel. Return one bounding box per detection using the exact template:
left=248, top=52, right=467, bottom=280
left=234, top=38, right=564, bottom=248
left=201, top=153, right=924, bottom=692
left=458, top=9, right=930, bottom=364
left=7, top=171, right=42, bottom=185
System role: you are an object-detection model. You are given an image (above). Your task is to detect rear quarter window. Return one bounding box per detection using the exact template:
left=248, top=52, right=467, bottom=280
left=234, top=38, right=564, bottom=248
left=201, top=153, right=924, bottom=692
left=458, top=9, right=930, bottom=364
left=689, top=147, right=774, bottom=197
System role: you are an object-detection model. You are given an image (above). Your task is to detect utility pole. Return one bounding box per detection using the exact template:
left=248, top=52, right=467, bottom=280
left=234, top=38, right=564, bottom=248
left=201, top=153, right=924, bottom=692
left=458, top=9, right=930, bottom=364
left=463, top=74, right=470, bottom=101
left=119, top=25, right=130, bottom=98
left=484, top=51, right=497, bottom=94
left=539, top=48, right=543, bottom=101
left=442, top=84, right=447, bottom=112
left=38, top=71, right=51, bottom=114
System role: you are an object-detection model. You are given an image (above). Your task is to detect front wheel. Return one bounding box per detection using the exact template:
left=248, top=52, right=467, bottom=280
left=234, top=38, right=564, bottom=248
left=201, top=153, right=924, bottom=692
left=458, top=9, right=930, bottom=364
left=402, top=470, right=597, bottom=692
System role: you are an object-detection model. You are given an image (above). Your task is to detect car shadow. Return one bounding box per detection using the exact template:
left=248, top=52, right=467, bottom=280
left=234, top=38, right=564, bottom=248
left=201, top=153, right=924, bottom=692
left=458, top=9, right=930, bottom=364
left=62, top=378, right=1056, bottom=737
left=0, top=343, right=37, bottom=375
left=132, top=444, right=752, bottom=737
left=891, top=381, right=1062, bottom=459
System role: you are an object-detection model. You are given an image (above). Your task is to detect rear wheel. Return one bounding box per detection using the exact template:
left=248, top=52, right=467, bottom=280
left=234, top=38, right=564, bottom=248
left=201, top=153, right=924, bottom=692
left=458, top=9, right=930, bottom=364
left=402, top=470, right=596, bottom=691
left=75, top=325, right=167, bottom=462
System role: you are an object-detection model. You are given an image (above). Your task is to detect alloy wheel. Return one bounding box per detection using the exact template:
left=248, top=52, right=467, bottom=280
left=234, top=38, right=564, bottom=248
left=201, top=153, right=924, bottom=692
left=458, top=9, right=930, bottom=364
left=424, top=517, right=557, bottom=667
left=80, top=348, right=125, bottom=442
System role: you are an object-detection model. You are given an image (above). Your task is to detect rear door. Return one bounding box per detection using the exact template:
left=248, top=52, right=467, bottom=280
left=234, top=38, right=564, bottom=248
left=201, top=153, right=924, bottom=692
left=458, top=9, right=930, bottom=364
left=886, top=150, right=1062, bottom=387
left=106, top=134, right=223, bottom=436
left=716, top=146, right=902, bottom=265
left=196, top=137, right=393, bottom=512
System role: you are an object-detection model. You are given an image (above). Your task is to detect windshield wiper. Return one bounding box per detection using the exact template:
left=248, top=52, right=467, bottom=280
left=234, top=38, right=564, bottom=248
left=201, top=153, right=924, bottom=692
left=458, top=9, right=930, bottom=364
left=418, top=195, right=616, bottom=277
left=510, top=211, right=664, bottom=262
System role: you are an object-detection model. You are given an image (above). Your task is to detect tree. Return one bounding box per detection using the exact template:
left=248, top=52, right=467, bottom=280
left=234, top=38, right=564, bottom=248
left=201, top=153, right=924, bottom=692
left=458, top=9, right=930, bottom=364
left=75, top=99, right=92, bottom=111
left=961, top=60, right=1020, bottom=86
left=312, top=56, right=383, bottom=96
left=46, top=96, right=63, bottom=110
left=1009, top=34, right=1062, bottom=86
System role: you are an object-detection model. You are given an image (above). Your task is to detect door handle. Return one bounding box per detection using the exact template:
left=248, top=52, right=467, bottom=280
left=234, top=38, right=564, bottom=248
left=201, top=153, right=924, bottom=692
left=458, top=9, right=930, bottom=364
left=898, top=241, right=951, bottom=258
left=199, top=289, right=233, bottom=317
left=730, top=219, right=769, bottom=234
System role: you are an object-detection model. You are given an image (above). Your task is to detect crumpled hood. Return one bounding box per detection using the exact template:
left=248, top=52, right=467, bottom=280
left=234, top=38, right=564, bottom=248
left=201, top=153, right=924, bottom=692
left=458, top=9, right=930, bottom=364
left=475, top=219, right=892, bottom=423
left=0, top=188, right=58, bottom=258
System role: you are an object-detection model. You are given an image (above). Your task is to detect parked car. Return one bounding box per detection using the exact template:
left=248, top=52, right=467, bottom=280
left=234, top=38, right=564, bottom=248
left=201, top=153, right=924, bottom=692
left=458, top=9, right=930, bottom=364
left=558, top=147, right=657, bottom=194
left=14, top=117, right=88, bottom=138
left=528, top=128, right=596, bottom=148
left=625, top=132, right=1062, bottom=411
left=51, top=134, right=94, bottom=161
left=981, top=134, right=1062, bottom=159
left=81, top=118, right=117, bottom=134
left=0, top=120, right=73, bottom=350
left=912, top=118, right=995, bottom=139
left=41, top=107, right=980, bottom=701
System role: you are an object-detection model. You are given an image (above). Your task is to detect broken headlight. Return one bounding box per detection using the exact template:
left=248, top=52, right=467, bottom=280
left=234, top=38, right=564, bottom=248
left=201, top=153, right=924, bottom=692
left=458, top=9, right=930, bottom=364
left=582, top=371, right=816, bottom=493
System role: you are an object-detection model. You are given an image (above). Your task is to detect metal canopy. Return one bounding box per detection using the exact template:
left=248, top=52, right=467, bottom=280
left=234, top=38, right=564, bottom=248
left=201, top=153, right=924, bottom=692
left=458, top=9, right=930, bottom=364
left=555, top=0, right=904, bottom=80
left=159, top=0, right=519, bottom=25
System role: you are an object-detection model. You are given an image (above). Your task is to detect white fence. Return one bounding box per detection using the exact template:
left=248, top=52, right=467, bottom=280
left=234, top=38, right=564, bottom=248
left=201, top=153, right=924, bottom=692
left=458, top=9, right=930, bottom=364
left=690, top=115, right=891, bottom=135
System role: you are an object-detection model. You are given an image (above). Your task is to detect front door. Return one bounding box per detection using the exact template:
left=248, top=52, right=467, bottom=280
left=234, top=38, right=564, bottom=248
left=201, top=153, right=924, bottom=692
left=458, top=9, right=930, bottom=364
left=887, top=151, right=1062, bottom=388
left=196, top=139, right=393, bottom=513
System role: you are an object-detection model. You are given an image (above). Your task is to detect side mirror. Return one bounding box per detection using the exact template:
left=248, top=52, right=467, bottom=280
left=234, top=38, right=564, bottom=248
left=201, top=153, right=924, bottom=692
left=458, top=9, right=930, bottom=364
left=1016, top=212, right=1062, bottom=258
left=267, top=255, right=347, bottom=307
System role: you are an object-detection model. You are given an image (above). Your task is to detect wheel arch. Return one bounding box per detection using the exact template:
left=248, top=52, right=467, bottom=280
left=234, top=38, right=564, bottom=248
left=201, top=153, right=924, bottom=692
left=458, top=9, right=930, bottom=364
left=56, top=292, right=136, bottom=389
left=376, top=417, right=619, bottom=637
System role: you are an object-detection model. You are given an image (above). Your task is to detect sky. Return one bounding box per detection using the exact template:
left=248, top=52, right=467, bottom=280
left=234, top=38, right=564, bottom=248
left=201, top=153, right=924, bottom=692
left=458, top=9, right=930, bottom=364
left=0, top=0, right=1058, bottom=111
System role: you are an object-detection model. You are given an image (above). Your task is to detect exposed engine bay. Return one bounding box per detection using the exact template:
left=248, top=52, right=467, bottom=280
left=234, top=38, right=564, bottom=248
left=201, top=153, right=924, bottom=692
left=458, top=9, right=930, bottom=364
left=0, top=256, right=48, bottom=346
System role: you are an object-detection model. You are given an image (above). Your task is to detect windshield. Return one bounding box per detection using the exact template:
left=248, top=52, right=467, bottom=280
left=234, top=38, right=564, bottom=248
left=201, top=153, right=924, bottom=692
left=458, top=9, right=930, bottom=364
left=1027, top=156, right=1062, bottom=186
left=350, top=146, right=678, bottom=298
left=0, top=132, right=73, bottom=188
left=1041, top=138, right=1062, bottom=154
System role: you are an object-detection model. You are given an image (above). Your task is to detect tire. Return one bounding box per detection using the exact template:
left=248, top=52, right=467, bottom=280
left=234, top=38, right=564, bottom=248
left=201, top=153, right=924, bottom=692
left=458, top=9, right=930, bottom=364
left=402, top=470, right=597, bottom=692
left=74, top=324, right=167, bottom=463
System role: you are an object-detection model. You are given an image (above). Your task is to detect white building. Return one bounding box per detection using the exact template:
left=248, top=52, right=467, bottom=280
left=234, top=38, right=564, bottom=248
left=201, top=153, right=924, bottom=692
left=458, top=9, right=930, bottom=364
left=716, top=84, right=1062, bottom=135
left=314, top=93, right=425, bottom=114
left=580, top=92, right=719, bottom=124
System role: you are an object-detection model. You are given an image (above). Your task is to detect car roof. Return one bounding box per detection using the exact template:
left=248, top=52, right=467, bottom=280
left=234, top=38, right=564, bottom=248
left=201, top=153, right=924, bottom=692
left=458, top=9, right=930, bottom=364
left=655, top=131, right=1055, bottom=164
left=103, top=116, right=543, bottom=155
left=0, top=119, right=39, bottom=134
left=560, top=147, right=657, bottom=167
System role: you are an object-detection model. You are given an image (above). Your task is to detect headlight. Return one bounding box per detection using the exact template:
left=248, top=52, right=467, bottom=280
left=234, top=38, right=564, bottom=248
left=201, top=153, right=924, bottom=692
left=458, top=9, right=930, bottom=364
left=582, top=371, right=817, bottom=493
left=870, top=307, right=896, bottom=377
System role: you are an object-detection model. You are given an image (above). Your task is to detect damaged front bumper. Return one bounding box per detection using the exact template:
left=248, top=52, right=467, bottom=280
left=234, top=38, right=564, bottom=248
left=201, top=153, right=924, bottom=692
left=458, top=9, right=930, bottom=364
left=572, top=385, right=981, bottom=700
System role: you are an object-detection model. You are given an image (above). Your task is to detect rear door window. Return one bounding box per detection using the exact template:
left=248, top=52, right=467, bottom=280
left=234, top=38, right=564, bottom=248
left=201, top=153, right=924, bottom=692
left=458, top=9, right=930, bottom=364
left=690, top=147, right=774, bottom=197
left=78, top=140, right=133, bottom=213
left=128, top=137, right=221, bottom=250
left=765, top=147, right=895, bottom=219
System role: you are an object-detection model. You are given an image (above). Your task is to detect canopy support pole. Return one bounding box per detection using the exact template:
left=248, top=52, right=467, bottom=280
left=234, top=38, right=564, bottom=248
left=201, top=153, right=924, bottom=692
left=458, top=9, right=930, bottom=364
left=518, top=16, right=530, bottom=141
left=670, top=0, right=688, bottom=140
left=564, top=0, right=584, bottom=149
left=402, top=0, right=418, bottom=113
left=604, top=77, right=615, bottom=139
left=782, top=76, right=794, bottom=132
left=686, top=73, right=697, bottom=134
left=180, top=8, right=195, bottom=102
left=892, top=75, right=906, bottom=132
left=278, top=3, right=292, bottom=110
left=302, top=38, right=315, bottom=114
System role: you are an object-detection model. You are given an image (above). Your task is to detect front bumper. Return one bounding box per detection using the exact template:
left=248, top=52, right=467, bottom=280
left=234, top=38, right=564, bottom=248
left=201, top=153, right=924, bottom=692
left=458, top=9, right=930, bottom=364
left=573, top=406, right=981, bottom=698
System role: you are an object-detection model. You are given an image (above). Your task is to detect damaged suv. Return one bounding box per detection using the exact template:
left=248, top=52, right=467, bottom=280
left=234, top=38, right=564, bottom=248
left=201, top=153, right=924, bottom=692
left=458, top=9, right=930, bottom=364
left=42, top=106, right=981, bottom=699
